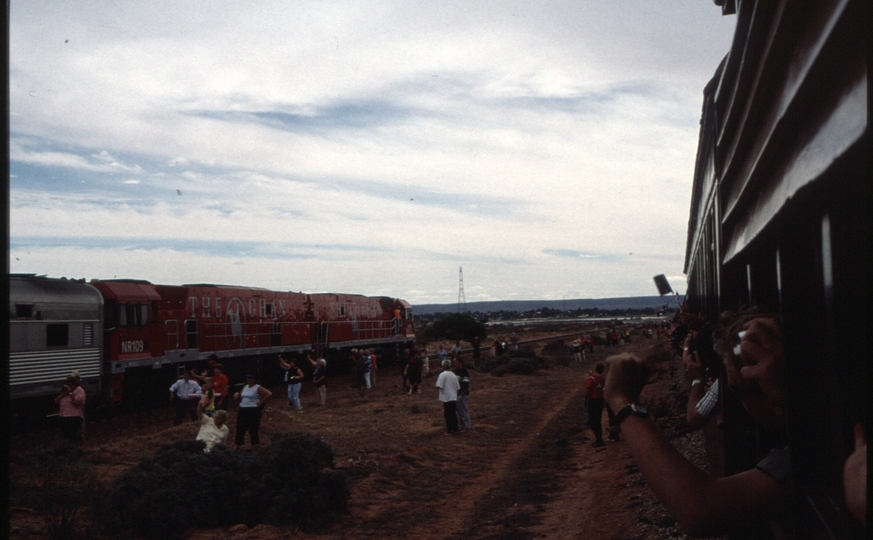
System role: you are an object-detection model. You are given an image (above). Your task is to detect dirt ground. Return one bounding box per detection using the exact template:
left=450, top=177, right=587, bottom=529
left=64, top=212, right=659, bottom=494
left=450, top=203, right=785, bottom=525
left=9, top=323, right=718, bottom=540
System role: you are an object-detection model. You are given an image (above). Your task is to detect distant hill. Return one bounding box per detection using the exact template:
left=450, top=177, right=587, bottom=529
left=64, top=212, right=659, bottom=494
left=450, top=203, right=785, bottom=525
left=413, top=295, right=683, bottom=315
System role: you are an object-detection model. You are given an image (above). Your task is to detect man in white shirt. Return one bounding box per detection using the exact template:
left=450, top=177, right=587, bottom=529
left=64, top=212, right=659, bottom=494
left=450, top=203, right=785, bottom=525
left=169, top=370, right=202, bottom=425
left=435, top=359, right=460, bottom=434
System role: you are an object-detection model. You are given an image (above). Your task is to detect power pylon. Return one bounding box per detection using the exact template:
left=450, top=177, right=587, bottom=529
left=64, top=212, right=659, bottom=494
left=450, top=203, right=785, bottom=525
left=458, top=267, right=466, bottom=313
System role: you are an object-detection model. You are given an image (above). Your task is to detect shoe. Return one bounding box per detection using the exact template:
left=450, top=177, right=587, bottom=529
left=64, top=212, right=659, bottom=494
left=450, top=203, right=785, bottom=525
left=608, top=437, right=620, bottom=442
left=297, top=409, right=303, bottom=413
left=592, top=440, right=605, bottom=447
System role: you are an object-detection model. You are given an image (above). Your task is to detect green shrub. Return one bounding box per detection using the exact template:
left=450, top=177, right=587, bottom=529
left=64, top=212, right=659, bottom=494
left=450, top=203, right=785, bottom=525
left=505, top=358, right=537, bottom=375
left=248, top=432, right=349, bottom=531
left=509, top=346, right=537, bottom=358
left=14, top=440, right=101, bottom=540
left=95, top=433, right=348, bottom=538
left=421, top=313, right=486, bottom=341
left=540, top=340, right=569, bottom=356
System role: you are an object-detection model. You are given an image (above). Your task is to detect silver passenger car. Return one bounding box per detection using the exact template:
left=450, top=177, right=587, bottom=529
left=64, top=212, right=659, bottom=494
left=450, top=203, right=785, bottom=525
left=8, top=275, right=103, bottom=402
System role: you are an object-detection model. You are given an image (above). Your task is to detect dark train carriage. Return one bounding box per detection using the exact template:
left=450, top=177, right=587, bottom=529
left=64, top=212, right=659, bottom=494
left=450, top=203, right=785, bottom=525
left=684, top=1, right=867, bottom=538
left=8, top=275, right=103, bottom=406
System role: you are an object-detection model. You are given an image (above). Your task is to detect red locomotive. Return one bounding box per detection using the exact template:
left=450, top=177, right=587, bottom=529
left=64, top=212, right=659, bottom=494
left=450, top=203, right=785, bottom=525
left=10, top=274, right=414, bottom=421
left=90, top=279, right=414, bottom=408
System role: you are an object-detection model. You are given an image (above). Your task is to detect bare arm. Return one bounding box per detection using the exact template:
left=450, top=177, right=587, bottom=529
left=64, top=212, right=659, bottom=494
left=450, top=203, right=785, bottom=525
left=617, top=414, right=786, bottom=535
left=605, top=353, right=788, bottom=536
left=256, top=385, right=272, bottom=406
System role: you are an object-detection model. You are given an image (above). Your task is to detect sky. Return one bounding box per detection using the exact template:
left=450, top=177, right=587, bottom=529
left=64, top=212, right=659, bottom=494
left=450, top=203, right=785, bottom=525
left=8, top=1, right=736, bottom=305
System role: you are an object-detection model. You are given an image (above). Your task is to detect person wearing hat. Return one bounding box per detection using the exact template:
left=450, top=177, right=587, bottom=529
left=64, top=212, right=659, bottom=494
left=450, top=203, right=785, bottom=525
left=55, top=373, right=86, bottom=443
left=232, top=373, right=272, bottom=452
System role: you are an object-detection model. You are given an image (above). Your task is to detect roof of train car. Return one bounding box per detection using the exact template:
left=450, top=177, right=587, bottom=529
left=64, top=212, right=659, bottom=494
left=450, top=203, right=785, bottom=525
left=90, top=279, right=161, bottom=302
left=9, top=274, right=103, bottom=312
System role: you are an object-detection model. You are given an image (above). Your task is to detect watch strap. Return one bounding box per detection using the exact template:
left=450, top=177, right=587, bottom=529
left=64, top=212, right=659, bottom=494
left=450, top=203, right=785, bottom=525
left=615, top=403, right=648, bottom=425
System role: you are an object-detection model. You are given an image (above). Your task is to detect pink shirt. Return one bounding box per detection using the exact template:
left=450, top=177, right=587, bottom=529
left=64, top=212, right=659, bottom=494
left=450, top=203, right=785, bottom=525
left=59, top=386, right=86, bottom=418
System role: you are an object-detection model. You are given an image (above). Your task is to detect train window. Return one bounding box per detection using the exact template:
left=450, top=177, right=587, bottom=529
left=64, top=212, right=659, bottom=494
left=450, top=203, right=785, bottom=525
left=15, top=304, right=34, bottom=318
left=119, top=303, right=149, bottom=327
left=104, top=301, right=119, bottom=327
left=186, top=320, right=199, bottom=349
left=46, top=323, right=69, bottom=347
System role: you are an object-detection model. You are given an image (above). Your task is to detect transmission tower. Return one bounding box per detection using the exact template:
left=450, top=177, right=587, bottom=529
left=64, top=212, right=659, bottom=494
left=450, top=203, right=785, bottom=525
left=458, top=266, right=467, bottom=313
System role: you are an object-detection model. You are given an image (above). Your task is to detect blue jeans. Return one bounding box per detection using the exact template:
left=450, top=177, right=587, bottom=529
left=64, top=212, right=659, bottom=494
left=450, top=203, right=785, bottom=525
left=287, top=383, right=302, bottom=410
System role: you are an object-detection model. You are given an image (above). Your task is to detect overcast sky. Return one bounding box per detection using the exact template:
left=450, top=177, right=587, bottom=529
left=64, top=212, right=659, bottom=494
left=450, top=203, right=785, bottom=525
left=9, top=1, right=736, bottom=305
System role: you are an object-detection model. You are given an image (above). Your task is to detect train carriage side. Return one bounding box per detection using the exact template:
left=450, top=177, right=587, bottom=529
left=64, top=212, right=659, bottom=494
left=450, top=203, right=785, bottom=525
left=309, top=293, right=415, bottom=366
left=684, top=1, right=868, bottom=538
left=169, top=284, right=312, bottom=382
left=8, top=275, right=103, bottom=415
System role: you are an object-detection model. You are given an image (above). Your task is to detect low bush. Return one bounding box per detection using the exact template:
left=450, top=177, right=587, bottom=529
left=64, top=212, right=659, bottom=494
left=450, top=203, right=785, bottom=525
left=14, top=440, right=102, bottom=540
left=505, top=358, right=537, bottom=375
left=540, top=340, right=569, bottom=356
left=95, top=433, right=349, bottom=538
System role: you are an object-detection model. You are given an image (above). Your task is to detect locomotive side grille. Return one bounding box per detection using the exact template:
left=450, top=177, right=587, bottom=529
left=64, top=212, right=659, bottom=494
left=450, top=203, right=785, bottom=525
left=8, top=348, right=101, bottom=386
left=83, top=323, right=93, bottom=346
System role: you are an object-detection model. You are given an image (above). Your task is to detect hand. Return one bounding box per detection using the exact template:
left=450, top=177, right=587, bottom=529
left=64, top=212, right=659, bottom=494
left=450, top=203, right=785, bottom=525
left=683, top=350, right=703, bottom=381
left=604, top=353, right=647, bottom=411
left=844, top=423, right=867, bottom=527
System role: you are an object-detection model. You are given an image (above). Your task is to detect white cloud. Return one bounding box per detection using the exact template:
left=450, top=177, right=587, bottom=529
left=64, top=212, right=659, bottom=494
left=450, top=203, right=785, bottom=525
left=9, top=0, right=735, bottom=303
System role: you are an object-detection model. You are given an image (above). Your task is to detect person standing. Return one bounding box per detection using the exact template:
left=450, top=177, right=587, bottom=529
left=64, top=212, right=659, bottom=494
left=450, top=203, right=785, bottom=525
left=573, top=339, right=583, bottom=363
left=405, top=350, right=424, bottom=394
left=453, top=358, right=471, bottom=432
left=169, top=370, right=202, bottom=425
left=55, top=373, right=86, bottom=443
left=585, top=363, right=607, bottom=447
left=232, top=374, right=272, bottom=452
left=278, top=354, right=304, bottom=412
left=399, top=348, right=411, bottom=392
left=471, top=336, right=481, bottom=367
left=451, top=341, right=461, bottom=360
left=361, top=350, right=373, bottom=390
left=369, top=349, right=378, bottom=387
left=200, top=377, right=216, bottom=417
left=435, top=359, right=460, bottom=434
left=350, top=349, right=362, bottom=390
left=212, top=364, right=230, bottom=410
left=309, top=356, right=328, bottom=406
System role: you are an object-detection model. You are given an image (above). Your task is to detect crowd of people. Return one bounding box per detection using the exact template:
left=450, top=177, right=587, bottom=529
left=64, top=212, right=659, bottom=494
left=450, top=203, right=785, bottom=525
left=589, top=310, right=867, bottom=535
left=50, top=319, right=864, bottom=535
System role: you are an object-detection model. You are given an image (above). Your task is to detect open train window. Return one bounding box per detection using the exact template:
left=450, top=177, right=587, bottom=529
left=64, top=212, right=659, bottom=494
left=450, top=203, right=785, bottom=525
left=46, top=323, right=69, bottom=347
left=15, top=304, right=34, bottom=318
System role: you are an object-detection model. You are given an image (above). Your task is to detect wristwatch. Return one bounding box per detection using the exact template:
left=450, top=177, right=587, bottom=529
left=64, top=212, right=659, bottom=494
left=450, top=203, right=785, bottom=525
left=615, top=403, right=648, bottom=425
